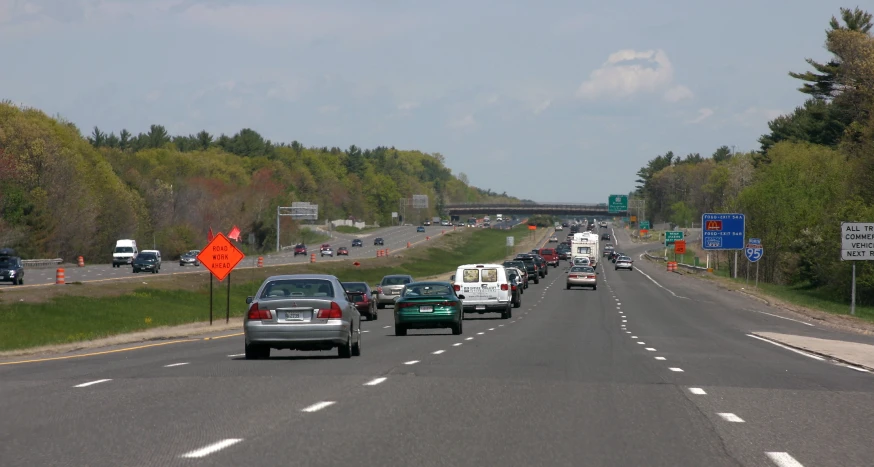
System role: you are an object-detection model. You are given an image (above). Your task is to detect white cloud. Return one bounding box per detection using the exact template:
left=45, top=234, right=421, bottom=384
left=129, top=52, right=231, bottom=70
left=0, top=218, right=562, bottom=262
left=397, top=101, right=419, bottom=111
left=664, top=85, right=693, bottom=102
left=448, top=115, right=476, bottom=130
left=144, top=90, right=162, bottom=102
left=735, top=106, right=783, bottom=126
left=533, top=99, right=551, bottom=115
left=576, top=49, right=690, bottom=101
left=687, top=108, right=714, bottom=124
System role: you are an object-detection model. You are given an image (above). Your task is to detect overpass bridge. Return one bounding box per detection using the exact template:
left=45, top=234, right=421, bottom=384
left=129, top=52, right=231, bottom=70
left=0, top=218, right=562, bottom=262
left=444, top=203, right=628, bottom=217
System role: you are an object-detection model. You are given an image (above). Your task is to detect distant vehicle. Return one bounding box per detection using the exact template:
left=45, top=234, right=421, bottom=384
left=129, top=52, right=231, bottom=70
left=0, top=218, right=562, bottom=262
left=440, top=220, right=451, bottom=226
left=141, top=250, right=162, bottom=269
left=132, top=252, right=160, bottom=273
left=320, top=243, right=331, bottom=251
left=416, top=226, right=426, bottom=233
left=336, top=247, right=349, bottom=256
left=179, top=250, right=200, bottom=267
left=505, top=268, right=524, bottom=308
left=513, top=254, right=540, bottom=284
left=351, top=239, right=363, bottom=247
left=342, top=281, right=376, bottom=321
left=601, top=233, right=611, bottom=240
left=548, top=236, right=558, bottom=243
left=321, top=247, right=334, bottom=257
left=496, top=214, right=503, bottom=222
left=293, top=244, right=308, bottom=256
left=393, top=281, right=463, bottom=336
left=567, top=265, right=597, bottom=290
left=243, top=274, right=362, bottom=359
left=555, top=225, right=563, bottom=231
left=615, top=256, right=634, bottom=271
left=502, top=260, right=530, bottom=288
left=423, top=220, right=431, bottom=226
left=112, top=239, right=138, bottom=267
left=453, top=263, right=513, bottom=319
left=538, top=248, right=559, bottom=267
left=572, top=257, right=591, bottom=268
left=0, top=248, right=24, bottom=285
left=562, top=222, right=569, bottom=227
left=373, top=237, right=385, bottom=246
left=603, top=244, right=615, bottom=257
left=376, top=274, right=414, bottom=308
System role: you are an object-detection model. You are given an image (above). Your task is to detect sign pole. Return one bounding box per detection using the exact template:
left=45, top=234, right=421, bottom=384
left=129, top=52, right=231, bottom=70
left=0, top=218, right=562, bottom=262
left=756, top=261, right=759, bottom=289
left=733, top=251, right=738, bottom=279
left=851, top=262, right=856, bottom=316
left=746, top=261, right=749, bottom=286
left=209, top=275, right=214, bottom=325
left=226, top=273, right=231, bottom=324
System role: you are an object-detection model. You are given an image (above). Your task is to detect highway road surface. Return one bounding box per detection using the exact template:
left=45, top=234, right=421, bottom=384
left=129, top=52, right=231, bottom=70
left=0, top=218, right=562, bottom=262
left=0, top=224, right=458, bottom=289
left=1, top=225, right=872, bottom=466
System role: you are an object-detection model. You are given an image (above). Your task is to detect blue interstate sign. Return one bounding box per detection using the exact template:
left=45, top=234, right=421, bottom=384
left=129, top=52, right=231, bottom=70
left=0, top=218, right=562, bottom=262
left=701, top=213, right=745, bottom=250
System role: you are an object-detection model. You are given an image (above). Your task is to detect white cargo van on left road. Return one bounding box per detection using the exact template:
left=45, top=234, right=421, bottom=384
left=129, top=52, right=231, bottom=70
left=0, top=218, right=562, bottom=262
left=112, top=239, right=138, bottom=267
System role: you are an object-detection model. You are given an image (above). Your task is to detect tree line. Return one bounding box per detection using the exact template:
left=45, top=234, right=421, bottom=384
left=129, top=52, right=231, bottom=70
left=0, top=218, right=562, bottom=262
left=632, top=7, right=874, bottom=305
left=0, top=105, right=520, bottom=261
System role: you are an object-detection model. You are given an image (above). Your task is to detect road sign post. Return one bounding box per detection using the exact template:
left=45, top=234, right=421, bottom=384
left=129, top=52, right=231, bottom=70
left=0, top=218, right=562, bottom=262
left=197, top=233, right=246, bottom=325
left=702, top=213, right=745, bottom=278
left=745, top=238, right=763, bottom=288
left=840, top=222, right=874, bottom=315
left=608, top=195, right=628, bottom=214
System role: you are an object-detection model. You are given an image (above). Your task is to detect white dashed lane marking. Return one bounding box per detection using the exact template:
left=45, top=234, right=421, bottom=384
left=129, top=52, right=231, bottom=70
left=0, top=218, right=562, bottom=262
left=432, top=350, right=445, bottom=355
left=717, top=413, right=745, bottom=423
left=301, top=401, right=336, bottom=413
left=669, top=367, right=684, bottom=372
left=227, top=354, right=244, bottom=357
left=364, top=377, right=387, bottom=386
left=164, top=362, right=189, bottom=367
left=766, top=452, right=804, bottom=467
left=74, top=379, right=112, bottom=388
left=453, top=343, right=462, bottom=346
left=404, top=360, right=420, bottom=365
left=180, top=439, right=243, bottom=459
left=689, top=388, right=706, bottom=395
left=465, top=337, right=474, bottom=341
left=645, top=348, right=656, bottom=351
left=655, top=357, right=666, bottom=360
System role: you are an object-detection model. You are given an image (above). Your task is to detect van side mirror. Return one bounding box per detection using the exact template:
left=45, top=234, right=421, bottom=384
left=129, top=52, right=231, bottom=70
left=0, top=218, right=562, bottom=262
left=246, top=296, right=253, bottom=304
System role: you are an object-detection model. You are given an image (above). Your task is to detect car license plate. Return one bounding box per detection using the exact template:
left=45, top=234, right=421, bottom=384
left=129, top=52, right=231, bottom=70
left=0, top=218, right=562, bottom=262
left=391, top=290, right=400, bottom=295
left=476, top=305, right=486, bottom=311
left=286, top=312, right=301, bottom=320
left=419, top=306, right=433, bottom=313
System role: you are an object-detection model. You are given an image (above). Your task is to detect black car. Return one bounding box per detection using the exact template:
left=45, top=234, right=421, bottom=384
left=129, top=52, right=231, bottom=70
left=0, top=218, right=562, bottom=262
left=601, top=233, right=610, bottom=240
left=531, top=254, right=548, bottom=277
left=351, top=239, right=363, bottom=247
left=373, top=237, right=384, bottom=246
left=132, top=252, right=160, bottom=273
left=514, top=254, right=540, bottom=284
left=342, top=281, right=377, bottom=320
left=507, top=272, right=523, bottom=308
left=0, top=248, right=24, bottom=285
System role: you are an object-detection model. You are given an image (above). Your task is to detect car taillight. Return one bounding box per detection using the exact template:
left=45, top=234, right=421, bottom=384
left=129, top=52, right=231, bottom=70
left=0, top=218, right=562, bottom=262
left=453, top=284, right=461, bottom=291
left=316, top=302, right=343, bottom=319
left=500, top=283, right=509, bottom=291
left=511, top=285, right=517, bottom=291
left=569, top=275, right=578, bottom=278
left=247, top=303, right=272, bottom=320
left=377, top=287, right=383, bottom=294
left=588, top=275, right=596, bottom=279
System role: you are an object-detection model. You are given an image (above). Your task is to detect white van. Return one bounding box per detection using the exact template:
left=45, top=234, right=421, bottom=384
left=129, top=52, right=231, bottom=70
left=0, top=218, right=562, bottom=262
left=112, top=239, right=138, bottom=267
left=141, top=249, right=162, bottom=269
left=452, top=263, right=513, bottom=319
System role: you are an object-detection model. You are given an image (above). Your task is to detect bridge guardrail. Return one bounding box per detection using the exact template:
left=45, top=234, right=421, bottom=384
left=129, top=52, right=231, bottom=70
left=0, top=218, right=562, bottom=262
left=22, top=258, right=64, bottom=269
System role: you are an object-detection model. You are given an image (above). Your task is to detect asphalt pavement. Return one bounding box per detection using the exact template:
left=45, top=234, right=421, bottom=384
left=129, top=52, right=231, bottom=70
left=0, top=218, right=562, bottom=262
left=0, top=225, right=455, bottom=289
left=1, top=224, right=872, bottom=466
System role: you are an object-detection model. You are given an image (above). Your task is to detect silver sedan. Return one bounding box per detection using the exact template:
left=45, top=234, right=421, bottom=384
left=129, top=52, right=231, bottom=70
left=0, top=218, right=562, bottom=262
left=615, top=256, right=634, bottom=271
left=243, top=274, right=361, bottom=359
left=566, top=266, right=597, bottom=290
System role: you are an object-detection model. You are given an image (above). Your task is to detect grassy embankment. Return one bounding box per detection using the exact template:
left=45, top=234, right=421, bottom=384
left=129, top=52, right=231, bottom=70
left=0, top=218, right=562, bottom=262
left=668, top=239, right=874, bottom=323
left=0, top=224, right=545, bottom=351
left=333, top=225, right=382, bottom=234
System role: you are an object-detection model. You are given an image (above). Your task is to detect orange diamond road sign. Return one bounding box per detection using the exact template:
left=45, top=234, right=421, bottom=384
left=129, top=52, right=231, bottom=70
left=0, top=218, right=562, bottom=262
left=674, top=240, right=687, bottom=254
left=197, top=233, right=245, bottom=282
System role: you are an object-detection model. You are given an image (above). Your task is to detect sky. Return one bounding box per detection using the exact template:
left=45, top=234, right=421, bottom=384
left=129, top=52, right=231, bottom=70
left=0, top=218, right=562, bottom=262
left=0, top=0, right=852, bottom=203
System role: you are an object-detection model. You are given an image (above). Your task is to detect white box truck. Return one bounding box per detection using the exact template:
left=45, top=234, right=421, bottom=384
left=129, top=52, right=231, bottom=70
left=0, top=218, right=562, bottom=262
left=112, top=239, right=138, bottom=267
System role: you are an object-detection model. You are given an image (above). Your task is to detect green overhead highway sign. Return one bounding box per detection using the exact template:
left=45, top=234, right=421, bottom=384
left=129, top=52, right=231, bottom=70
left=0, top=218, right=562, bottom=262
left=665, top=231, right=684, bottom=246
left=639, top=220, right=650, bottom=229
left=608, top=195, right=627, bottom=213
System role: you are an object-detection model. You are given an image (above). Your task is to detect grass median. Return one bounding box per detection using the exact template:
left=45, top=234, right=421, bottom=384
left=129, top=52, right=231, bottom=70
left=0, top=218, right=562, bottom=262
left=0, top=224, right=541, bottom=351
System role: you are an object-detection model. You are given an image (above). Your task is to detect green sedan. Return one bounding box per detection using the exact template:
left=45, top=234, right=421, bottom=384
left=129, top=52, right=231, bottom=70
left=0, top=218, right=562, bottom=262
left=393, top=281, right=463, bottom=336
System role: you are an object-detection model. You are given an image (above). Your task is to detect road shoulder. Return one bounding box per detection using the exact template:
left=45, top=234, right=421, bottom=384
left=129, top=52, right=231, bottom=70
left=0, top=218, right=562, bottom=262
left=751, top=332, right=874, bottom=371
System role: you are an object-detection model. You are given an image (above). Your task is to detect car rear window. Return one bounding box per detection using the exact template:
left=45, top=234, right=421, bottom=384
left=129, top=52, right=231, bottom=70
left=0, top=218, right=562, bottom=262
left=342, top=282, right=368, bottom=293
left=382, top=276, right=411, bottom=285
left=540, top=249, right=555, bottom=255
left=403, top=284, right=453, bottom=297
left=461, top=268, right=499, bottom=283
left=571, top=266, right=595, bottom=273
left=261, top=279, right=335, bottom=298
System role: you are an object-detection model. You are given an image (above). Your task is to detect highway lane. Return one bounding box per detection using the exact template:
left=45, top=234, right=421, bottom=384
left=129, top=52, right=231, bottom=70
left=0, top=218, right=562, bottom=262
left=2, top=227, right=872, bottom=465
left=0, top=224, right=454, bottom=289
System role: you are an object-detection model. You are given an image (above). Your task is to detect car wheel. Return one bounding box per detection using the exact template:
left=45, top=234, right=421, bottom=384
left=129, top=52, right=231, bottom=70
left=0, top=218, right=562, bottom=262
left=567, top=284, right=571, bottom=290
left=377, top=303, right=385, bottom=310
left=593, top=286, right=597, bottom=290
left=352, top=331, right=362, bottom=357
left=195, top=262, right=200, bottom=266
left=395, top=325, right=407, bottom=336
left=630, top=268, right=634, bottom=271
left=451, top=320, right=463, bottom=335
left=245, top=343, right=269, bottom=360
left=371, top=307, right=378, bottom=321
left=338, top=331, right=352, bottom=358
left=514, top=296, right=521, bottom=308
left=534, top=277, right=539, bottom=284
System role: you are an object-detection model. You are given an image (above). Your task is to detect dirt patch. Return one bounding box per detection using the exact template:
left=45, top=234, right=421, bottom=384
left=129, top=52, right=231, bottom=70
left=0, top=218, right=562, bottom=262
left=0, top=319, right=243, bottom=358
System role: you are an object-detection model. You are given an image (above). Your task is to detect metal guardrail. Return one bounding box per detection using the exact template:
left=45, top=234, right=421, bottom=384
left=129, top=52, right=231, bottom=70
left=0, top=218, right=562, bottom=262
left=21, top=258, right=63, bottom=268
left=643, top=249, right=708, bottom=273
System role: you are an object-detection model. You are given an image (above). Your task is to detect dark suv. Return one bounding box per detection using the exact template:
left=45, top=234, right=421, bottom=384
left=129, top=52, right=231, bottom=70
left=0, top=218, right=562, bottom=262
left=531, top=254, right=548, bottom=277
left=0, top=249, right=24, bottom=285
left=514, top=254, right=540, bottom=284
left=502, top=260, right=529, bottom=288
left=373, top=237, right=385, bottom=246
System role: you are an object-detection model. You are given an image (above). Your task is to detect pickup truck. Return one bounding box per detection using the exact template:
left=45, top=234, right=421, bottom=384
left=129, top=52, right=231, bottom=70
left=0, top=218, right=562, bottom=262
left=538, top=248, right=559, bottom=267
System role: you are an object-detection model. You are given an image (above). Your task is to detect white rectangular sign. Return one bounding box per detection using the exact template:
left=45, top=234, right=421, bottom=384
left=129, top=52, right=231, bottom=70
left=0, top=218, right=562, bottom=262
left=391, top=212, right=398, bottom=218
left=841, top=222, right=874, bottom=260
left=506, top=236, right=514, bottom=247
